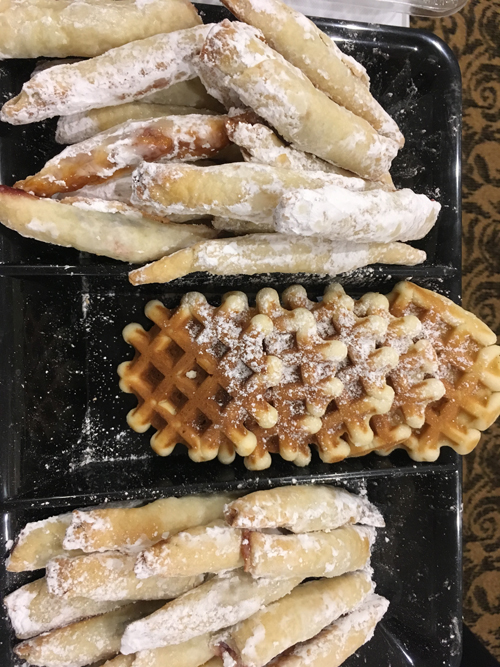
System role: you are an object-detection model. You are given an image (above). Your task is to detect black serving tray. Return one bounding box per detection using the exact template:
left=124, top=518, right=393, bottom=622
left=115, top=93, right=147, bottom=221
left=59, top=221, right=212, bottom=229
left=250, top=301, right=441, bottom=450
left=0, top=9, right=462, bottom=667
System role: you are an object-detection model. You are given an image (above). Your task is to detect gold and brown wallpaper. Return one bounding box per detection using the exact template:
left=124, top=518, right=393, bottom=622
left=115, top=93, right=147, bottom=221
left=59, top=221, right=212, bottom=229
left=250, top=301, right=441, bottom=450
left=412, top=1, right=500, bottom=658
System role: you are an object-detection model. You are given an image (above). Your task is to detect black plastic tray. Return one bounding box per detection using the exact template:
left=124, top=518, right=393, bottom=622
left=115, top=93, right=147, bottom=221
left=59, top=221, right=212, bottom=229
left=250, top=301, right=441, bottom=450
left=0, top=9, right=462, bottom=667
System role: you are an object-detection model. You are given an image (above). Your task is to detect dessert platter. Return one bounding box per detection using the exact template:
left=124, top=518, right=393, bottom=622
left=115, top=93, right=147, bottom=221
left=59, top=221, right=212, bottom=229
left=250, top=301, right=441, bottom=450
left=0, top=0, right=498, bottom=665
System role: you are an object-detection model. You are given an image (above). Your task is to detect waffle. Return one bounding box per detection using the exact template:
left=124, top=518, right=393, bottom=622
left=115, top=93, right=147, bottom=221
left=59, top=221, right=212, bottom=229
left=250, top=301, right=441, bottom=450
left=119, top=282, right=500, bottom=468
left=119, top=291, right=346, bottom=465
left=382, top=281, right=500, bottom=460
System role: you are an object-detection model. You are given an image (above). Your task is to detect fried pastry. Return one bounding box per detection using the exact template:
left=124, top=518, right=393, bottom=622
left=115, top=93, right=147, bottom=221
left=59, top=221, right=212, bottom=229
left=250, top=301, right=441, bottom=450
left=128, top=235, right=425, bottom=285
left=384, top=281, right=500, bottom=460
left=120, top=570, right=301, bottom=653
left=135, top=521, right=243, bottom=579
left=17, top=115, right=230, bottom=197
left=46, top=552, right=203, bottom=601
left=242, top=525, right=373, bottom=579
left=6, top=513, right=82, bottom=572
left=132, top=633, right=215, bottom=667
left=1, top=25, right=212, bottom=125
left=131, top=162, right=370, bottom=225
left=0, top=187, right=216, bottom=263
left=14, top=601, right=161, bottom=667
left=4, top=577, right=126, bottom=639
left=274, top=185, right=441, bottom=243
left=224, top=485, right=384, bottom=532
left=221, top=0, right=403, bottom=145
left=200, top=21, right=399, bottom=180
left=142, top=78, right=224, bottom=111
left=63, top=494, right=233, bottom=552
left=271, top=594, right=389, bottom=667
left=220, top=571, right=372, bottom=667
left=56, top=104, right=214, bottom=145
left=0, top=0, right=201, bottom=60
left=103, top=656, right=135, bottom=667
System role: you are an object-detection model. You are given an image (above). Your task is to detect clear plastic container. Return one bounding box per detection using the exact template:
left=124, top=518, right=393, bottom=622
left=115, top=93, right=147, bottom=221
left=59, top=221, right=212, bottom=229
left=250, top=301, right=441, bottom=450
left=328, top=0, right=468, bottom=17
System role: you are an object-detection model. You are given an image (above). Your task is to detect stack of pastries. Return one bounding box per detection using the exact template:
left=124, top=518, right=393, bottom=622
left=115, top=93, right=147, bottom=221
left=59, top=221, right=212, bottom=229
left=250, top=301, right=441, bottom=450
left=5, top=485, right=388, bottom=667
left=0, top=0, right=440, bottom=283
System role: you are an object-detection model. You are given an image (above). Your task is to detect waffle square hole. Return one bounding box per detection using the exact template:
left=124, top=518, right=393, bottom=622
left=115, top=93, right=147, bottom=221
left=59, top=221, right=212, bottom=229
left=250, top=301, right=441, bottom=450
left=191, top=409, right=212, bottom=434
left=167, top=388, right=189, bottom=412
left=214, top=385, right=232, bottom=410
left=184, top=364, right=208, bottom=386
left=164, top=340, right=185, bottom=365
left=143, top=363, right=165, bottom=390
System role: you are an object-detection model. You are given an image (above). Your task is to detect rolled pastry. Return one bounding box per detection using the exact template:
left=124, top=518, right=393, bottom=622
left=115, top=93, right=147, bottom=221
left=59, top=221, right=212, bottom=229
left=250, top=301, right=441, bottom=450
left=14, top=601, right=161, bottom=667
left=141, top=78, right=223, bottom=111
left=221, top=0, right=403, bottom=145
left=194, top=57, right=245, bottom=110
left=1, top=25, right=212, bottom=125
left=131, top=162, right=374, bottom=225
left=221, top=571, right=373, bottom=667
left=242, top=525, right=374, bottom=579
left=0, top=187, right=216, bottom=263
left=0, top=0, right=201, bottom=59
left=270, top=594, right=390, bottom=667
left=62, top=175, right=133, bottom=204
left=56, top=105, right=214, bottom=145
left=16, top=115, right=230, bottom=197
left=128, top=235, right=427, bottom=285
left=6, top=513, right=82, bottom=572
left=120, top=570, right=302, bottom=653
left=133, top=633, right=215, bottom=667
left=225, top=485, right=384, bottom=532
left=274, top=185, right=441, bottom=243
left=63, top=493, right=234, bottom=553
left=135, top=521, right=243, bottom=579
left=46, top=552, right=203, bottom=601
left=200, top=21, right=399, bottom=180
left=4, top=577, right=126, bottom=639
left=225, top=120, right=395, bottom=189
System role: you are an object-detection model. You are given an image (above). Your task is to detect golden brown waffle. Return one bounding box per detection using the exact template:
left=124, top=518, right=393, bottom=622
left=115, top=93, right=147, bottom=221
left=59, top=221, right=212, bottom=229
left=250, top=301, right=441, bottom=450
left=118, top=282, right=500, bottom=469
left=382, top=281, right=500, bottom=461
left=118, top=291, right=347, bottom=466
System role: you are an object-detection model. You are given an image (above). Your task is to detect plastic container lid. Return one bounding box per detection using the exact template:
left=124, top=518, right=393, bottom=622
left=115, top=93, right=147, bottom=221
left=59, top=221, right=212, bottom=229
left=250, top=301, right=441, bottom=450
left=325, top=0, right=467, bottom=16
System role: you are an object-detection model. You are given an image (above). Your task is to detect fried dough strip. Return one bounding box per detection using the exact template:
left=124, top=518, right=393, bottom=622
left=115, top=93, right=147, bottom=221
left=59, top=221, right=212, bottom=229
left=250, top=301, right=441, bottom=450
left=63, top=494, right=234, bottom=552
left=0, top=0, right=201, bottom=59
left=46, top=552, right=203, bottom=601
left=1, top=25, right=211, bottom=124
left=56, top=105, right=214, bottom=144
left=128, top=235, right=426, bottom=285
left=243, top=525, right=374, bottom=579
left=200, top=21, right=399, bottom=180
left=221, top=0, right=403, bottom=145
left=225, top=485, right=384, bottom=532
left=16, top=115, right=229, bottom=197
left=0, top=187, right=216, bottom=263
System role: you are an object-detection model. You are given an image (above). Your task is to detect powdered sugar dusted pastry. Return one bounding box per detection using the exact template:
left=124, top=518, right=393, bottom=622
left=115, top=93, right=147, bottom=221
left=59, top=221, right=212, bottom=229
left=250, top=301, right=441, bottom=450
left=243, top=525, right=374, bottom=579
left=120, top=570, right=301, bottom=653
left=194, top=57, right=245, bottom=110
left=133, top=633, right=215, bottom=667
left=0, top=187, right=216, bottom=263
left=17, top=115, right=230, bottom=197
left=56, top=104, right=214, bottom=145
left=4, top=577, right=126, bottom=639
left=225, top=120, right=396, bottom=189
left=128, top=235, right=426, bottom=285
left=102, top=656, right=135, bottom=667
left=46, top=552, right=203, bottom=601
left=270, top=594, right=389, bottom=667
left=6, top=513, right=82, bottom=572
left=200, top=21, right=399, bottom=180
left=274, top=185, right=441, bottom=243
left=63, top=494, right=234, bottom=553
left=14, top=601, right=161, bottom=667
left=135, top=521, right=243, bottom=579
left=131, top=162, right=374, bottom=225
left=220, top=571, right=373, bottom=667
left=61, top=175, right=133, bottom=204
left=0, top=0, right=201, bottom=60
left=1, top=25, right=212, bottom=125
left=225, top=485, right=384, bottom=532
left=221, top=0, right=403, bottom=146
